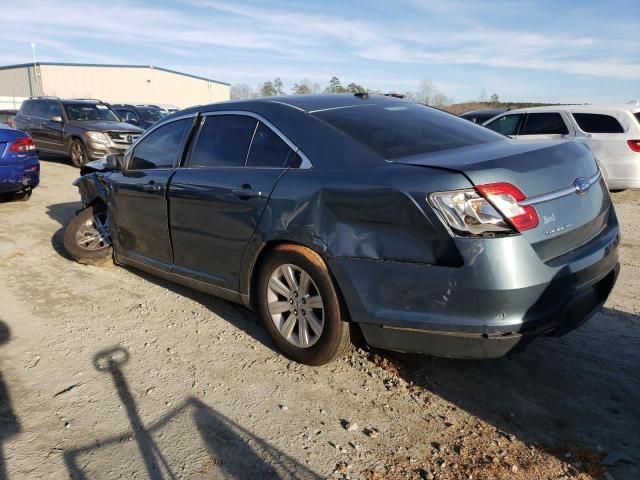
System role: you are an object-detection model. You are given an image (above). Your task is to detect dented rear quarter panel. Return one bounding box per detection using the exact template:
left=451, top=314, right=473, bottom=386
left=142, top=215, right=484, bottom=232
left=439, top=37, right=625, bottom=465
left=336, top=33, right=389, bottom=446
left=240, top=163, right=472, bottom=298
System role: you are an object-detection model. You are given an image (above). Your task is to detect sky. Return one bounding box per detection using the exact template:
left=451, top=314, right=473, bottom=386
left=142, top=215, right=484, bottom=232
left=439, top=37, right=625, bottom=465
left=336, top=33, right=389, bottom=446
left=0, top=0, right=638, bottom=104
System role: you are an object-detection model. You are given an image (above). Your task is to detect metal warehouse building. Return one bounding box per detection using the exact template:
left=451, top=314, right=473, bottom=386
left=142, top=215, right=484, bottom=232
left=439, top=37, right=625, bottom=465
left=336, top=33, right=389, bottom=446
left=0, top=62, right=230, bottom=109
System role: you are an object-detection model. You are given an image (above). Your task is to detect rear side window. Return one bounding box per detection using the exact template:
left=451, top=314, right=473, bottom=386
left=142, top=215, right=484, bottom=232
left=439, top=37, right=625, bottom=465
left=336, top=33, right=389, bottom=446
left=635, top=112, right=640, bottom=125
left=246, top=122, right=295, bottom=168
left=522, top=112, right=569, bottom=135
left=484, top=114, right=523, bottom=136
left=129, top=118, right=190, bottom=170
left=314, top=103, right=503, bottom=159
left=189, top=115, right=257, bottom=168
left=572, top=113, right=624, bottom=133
left=20, top=100, right=35, bottom=116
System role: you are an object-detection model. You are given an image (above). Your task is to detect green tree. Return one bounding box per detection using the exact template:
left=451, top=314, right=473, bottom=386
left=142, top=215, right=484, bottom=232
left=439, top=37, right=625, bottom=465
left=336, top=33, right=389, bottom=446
left=273, top=77, right=285, bottom=95
left=325, top=76, right=345, bottom=93
left=292, top=79, right=313, bottom=95
left=346, top=82, right=366, bottom=93
left=259, top=81, right=277, bottom=97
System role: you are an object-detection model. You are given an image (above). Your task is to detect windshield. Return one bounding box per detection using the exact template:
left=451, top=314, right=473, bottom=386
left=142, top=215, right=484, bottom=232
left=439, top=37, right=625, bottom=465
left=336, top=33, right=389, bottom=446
left=138, top=107, right=168, bottom=122
left=313, top=103, right=504, bottom=159
left=65, top=103, right=120, bottom=121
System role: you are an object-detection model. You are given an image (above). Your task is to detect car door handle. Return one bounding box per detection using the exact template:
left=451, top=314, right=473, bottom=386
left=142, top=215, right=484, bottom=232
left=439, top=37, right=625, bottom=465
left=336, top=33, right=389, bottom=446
left=231, top=187, right=262, bottom=199
left=139, top=183, right=163, bottom=192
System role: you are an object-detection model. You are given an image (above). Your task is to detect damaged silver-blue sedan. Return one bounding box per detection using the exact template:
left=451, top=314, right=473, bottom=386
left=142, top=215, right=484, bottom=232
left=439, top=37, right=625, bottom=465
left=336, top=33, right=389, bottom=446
left=64, top=94, right=620, bottom=365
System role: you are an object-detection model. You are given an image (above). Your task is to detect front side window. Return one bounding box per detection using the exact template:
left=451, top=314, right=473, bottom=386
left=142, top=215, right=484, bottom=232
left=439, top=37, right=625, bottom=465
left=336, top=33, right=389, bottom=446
left=129, top=119, right=190, bottom=170
left=572, top=113, right=624, bottom=133
left=137, top=107, right=168, bottom=123
left=484, top=114, right=523, bottom=136
left=189, top=115, right=257, bottom=168
left=115, top=109, right=138, bottom=123
left=45, top=101, right=63, bottom=119
left=65, top=103, right=120, bottom=121
left=522, top=112, right=569, bottom=135
left=246, top=122, right=295, bottom=168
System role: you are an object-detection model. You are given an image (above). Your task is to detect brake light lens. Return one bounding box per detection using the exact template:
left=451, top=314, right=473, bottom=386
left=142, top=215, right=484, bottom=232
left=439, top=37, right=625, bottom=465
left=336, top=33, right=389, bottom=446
left=476, top=183, right=539, bottom=232
left=9, top=137, right=35, bottom=153
left=628, top=140, right=640, bottom=152
left=429, top=182, right=538, bottom=236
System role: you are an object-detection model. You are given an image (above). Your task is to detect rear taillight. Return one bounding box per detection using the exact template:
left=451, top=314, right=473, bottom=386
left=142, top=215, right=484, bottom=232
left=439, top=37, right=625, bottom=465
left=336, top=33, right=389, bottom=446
left=429, top=182, right=539, bottom=237
left=9, top=137, right=35, bottom=153
left=476, top=183, right=539, bottom=232
left=628, top=140, right=640, bottom=152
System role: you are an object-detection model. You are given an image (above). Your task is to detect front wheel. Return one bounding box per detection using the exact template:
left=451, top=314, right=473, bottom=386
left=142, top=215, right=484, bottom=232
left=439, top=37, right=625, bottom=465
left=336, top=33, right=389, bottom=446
left=257, top=244, right=352, bottom=365
left=69, top=139, right=88, bottom=168
left=63, top=204, right=113, bottom=266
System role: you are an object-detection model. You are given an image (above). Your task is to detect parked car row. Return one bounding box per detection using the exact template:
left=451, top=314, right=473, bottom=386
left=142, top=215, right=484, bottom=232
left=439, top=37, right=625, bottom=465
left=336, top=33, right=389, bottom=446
left=460, top=104, right=640, bottom=191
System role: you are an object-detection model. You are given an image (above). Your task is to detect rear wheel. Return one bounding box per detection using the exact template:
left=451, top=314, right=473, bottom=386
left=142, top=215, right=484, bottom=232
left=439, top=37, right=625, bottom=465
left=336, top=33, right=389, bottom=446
left=69, top=139, right=88, bottom=168
left=63, top=204, right=113, bottom=266
left=257, top=244, right=351, bottom=365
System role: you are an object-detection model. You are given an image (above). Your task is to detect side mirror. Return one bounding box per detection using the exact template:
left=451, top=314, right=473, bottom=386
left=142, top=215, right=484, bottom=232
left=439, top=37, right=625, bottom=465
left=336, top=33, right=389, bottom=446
left=105, top=153, right=124, bottom=170
left=50, top=115, right=63, bottom=122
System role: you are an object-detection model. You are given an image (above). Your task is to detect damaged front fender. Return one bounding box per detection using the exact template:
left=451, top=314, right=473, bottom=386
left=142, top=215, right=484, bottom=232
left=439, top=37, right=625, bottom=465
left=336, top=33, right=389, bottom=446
left=73, top=172, right=113, bottom=210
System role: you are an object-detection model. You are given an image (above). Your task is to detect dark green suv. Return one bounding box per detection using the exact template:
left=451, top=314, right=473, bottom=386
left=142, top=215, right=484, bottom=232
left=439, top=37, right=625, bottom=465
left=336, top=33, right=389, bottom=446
left=15, top=97, right=143, bottom=167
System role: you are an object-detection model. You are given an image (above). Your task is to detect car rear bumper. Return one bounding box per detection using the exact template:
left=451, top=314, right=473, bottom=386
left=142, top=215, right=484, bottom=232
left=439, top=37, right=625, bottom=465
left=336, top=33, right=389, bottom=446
left=328, top=214, right=620, bottom=359
left=0, top=160, right=40, bottom=193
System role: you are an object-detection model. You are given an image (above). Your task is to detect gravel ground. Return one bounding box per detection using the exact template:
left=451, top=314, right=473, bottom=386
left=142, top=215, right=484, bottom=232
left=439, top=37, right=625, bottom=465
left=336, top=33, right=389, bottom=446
left=0, top=158, right=638, bottom=480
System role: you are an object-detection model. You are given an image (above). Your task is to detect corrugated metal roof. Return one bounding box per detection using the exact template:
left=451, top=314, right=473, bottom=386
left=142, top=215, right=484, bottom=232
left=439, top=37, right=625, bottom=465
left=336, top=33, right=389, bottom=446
left=0, top=62, right=229, bottom=86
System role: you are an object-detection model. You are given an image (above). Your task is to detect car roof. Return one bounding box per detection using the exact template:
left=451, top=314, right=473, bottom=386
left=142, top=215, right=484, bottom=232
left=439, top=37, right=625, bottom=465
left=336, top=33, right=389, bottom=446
left=461, top=108, right=508, bottom=116
left=189, top=93, right=406, bottom=115
left=497, top=104, right=640, bottom=114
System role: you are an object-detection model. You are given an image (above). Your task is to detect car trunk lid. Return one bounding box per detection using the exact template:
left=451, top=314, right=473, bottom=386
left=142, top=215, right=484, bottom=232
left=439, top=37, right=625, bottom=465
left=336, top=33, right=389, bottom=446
left=395, top=139, right=612, bottom=261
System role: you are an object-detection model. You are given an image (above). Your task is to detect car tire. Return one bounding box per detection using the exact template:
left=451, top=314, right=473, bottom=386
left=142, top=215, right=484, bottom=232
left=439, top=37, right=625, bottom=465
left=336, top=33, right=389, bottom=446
left=69, top=139, right=88, bottom=168
left=63, top=204, right=113, bottom=266
left=257, top=244, right=352, bottom=365
left=12, top=190, right=32, bottom=201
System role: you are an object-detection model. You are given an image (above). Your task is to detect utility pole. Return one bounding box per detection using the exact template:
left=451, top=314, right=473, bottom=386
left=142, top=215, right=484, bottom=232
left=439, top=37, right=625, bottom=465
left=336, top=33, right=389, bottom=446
left=30, top=43, right=38, bottom=96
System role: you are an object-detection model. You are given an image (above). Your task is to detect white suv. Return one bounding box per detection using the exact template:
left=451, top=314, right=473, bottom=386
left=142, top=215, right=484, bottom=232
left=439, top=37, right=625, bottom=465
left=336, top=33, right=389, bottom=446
left=483, top=104, right=640, bottom=190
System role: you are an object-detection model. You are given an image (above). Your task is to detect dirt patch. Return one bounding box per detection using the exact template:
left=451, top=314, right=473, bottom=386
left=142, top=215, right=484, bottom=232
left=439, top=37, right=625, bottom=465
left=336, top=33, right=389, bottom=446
left=0, top=161, right=638, bottom=479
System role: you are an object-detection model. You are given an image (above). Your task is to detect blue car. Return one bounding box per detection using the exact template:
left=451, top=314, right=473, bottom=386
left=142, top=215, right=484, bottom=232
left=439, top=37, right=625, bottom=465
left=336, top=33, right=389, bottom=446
left=0, top=124, right=39, bottom=201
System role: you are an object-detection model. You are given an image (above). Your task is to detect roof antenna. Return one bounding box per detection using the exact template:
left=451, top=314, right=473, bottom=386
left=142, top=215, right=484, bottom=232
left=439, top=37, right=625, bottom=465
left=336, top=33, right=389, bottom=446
left=354, top=92, right=369, bottom=99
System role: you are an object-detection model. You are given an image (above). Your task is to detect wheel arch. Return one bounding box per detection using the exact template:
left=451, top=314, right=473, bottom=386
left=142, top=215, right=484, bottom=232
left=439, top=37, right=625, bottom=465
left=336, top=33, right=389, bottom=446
left=244, top=239, right=353, bottom=324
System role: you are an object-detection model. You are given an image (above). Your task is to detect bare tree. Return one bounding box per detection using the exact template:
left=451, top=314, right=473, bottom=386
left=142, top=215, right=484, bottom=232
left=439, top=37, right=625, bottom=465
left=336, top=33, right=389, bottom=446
left=490, top=93, right=500, bottom=104
left=292, top=79, right=313, bottom=95
left=230, top=84, right=254, bottom=100
left=432, top=92, right=451, bottom=108
left=416, top=78, right=436, bottom=105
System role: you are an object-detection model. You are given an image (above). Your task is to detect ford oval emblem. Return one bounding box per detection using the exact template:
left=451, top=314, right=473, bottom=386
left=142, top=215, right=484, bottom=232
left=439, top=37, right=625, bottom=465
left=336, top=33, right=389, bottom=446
left=574, top=177, right=591, bottom=194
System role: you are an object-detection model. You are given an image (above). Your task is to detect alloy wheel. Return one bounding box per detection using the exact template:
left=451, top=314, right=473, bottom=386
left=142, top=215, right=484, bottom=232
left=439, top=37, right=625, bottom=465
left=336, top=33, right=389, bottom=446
left=71, top=142, right=85, bottom=165
left=267, top=264, right=324, bottom=348
left=75, top=212, right=112, bottom=250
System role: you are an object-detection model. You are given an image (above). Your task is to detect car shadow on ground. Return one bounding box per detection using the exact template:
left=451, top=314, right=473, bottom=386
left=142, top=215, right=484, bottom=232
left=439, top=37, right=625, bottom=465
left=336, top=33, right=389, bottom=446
left=383, top=307, right=640, bottom=478
left=64, top=346, right=321, bottom=480
left=0, top=320, right=20, bottom=480
left=46, top=202, right=82, bottom=262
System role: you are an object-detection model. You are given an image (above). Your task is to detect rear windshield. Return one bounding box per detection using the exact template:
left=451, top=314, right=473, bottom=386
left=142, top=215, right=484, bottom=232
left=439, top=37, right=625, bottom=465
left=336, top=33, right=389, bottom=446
left=572, top=113, right=624, bottom=133
left=64, top=103, right=120, bottom=121
left=313, top=103, right=503, bottom=159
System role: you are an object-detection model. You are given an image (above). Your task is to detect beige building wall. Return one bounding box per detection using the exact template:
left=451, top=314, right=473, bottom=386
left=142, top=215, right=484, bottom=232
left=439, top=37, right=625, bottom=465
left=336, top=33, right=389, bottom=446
left=0, top=66, right=43, bottom=98
left=0, top=64, right=229, bottom=108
